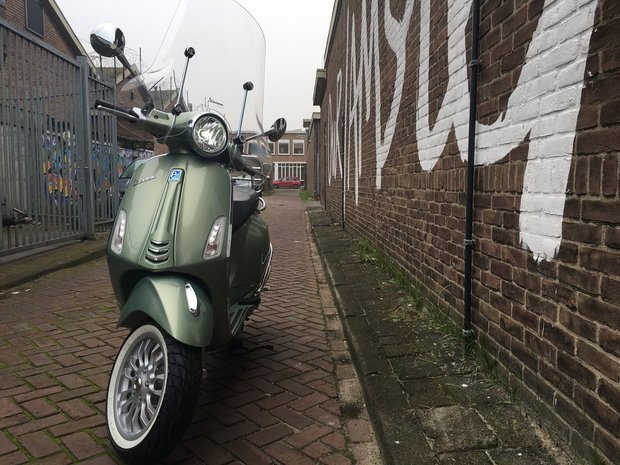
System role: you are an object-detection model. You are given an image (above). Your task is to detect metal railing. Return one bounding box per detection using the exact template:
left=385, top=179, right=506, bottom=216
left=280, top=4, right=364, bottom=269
left=0, top=20, right=117, bottom=256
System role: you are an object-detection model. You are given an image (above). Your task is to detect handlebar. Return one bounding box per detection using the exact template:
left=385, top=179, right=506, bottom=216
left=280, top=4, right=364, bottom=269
left=242, top=163, right=263, bottom=178
left=94, top=99, right=139, bottom=121
left=230, top=150, right=266, bottom=179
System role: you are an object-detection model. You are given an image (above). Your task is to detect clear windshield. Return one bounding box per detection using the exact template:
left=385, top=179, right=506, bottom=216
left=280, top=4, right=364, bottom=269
left=114, top=0, right=269, bottom=161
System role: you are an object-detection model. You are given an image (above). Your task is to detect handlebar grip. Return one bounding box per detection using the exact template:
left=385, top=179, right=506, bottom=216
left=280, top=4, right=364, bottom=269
left=242, top=164, right=262, bottom=177
left=94, top=99, right=138, bottom=118
left=231, top=151, right=264, bottom=178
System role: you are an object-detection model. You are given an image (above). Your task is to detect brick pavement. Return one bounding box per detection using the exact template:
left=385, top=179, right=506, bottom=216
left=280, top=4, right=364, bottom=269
left=0, top=190, right=382, bottom=465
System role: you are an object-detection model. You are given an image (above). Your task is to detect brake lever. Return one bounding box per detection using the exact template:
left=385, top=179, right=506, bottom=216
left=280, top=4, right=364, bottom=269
left=94, top=99, right=139, bottom=122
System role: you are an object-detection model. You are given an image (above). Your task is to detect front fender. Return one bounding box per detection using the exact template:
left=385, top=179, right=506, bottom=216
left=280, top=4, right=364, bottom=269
left=118, top=276, right=214, bottom=348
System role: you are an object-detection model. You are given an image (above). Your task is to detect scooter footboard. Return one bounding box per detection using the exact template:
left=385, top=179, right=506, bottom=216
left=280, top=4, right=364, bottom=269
left=118, top=276, right=214, bottom=348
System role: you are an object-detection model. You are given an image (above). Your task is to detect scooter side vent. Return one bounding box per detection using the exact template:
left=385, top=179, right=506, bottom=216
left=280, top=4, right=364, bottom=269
left=145, top=240, right=170, bottom=263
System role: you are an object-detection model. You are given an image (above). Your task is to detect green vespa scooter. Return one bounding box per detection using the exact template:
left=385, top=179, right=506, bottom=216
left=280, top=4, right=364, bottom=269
left=89, top=1, right=286, bottom=462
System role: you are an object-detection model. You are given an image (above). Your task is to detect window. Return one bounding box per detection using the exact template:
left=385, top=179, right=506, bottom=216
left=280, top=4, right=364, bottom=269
left=274, top=162, right=306, bottom=181
left=26, top=0, right=44, bottom=36
left=293, top=140, right=304, bottom=155
left=268, top=141, right=275, bottom=155
left=278, top=140, right=289, bottom=155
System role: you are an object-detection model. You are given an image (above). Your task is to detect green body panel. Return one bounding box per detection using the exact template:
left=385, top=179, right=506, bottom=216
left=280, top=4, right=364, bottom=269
left=119, top=276, right=213, bottom=347
left=228, top=214, right=271, bottom=335
left=228, top=214, right=270, bottom=302
left=108, top=153, right=231, bottom=280
left=107, top=151, right=271, bottom=348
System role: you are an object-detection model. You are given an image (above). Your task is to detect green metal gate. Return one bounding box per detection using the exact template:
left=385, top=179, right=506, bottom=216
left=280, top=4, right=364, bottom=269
left=0, top=19, right=117, bottom=255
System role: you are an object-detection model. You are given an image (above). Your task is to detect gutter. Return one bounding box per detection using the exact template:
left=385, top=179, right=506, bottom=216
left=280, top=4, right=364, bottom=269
left=463, top=0, right=481, bottom=341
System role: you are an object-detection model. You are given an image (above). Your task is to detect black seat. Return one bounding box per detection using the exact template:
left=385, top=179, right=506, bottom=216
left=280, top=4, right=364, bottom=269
left=232, top=186, right=258, bottom=231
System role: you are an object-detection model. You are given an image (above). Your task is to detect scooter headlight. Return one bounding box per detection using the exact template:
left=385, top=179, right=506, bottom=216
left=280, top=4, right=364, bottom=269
left=111, top=209, right=127, bottom=254
left=189, top=113, right=228, bottom=157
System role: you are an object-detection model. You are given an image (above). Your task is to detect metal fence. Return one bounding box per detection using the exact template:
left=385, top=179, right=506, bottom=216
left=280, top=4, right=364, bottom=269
left=0, top=19, right=117, bottom=256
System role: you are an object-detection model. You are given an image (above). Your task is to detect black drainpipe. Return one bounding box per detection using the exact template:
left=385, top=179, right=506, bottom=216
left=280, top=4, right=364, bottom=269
left=340, top=116, right=346, bottom=229
left=463, top=0, right=480, bottom=343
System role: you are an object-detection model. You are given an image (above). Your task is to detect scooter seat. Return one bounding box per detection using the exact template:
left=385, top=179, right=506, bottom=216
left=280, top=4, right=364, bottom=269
left=232, top=186, right=259, bottom=231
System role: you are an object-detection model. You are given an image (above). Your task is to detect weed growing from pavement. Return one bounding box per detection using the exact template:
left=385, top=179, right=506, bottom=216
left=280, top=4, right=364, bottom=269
left=591, top=451, right=606, bottom=465
left=354, top=237, right=516, bottom=399
left=298, top=190, right=314, bottom=202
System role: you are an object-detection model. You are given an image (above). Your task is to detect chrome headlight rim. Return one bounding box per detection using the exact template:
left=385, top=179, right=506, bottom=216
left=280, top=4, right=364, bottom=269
left=188, top=112, right=229, bottom=157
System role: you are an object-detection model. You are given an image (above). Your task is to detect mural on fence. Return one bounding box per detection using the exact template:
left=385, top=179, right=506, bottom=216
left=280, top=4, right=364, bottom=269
left=41, top=133, right=150, bottom=202
left=117, top=147, right=153, bottom=176
left=41, top=131, right=79, bottom=204
left=92, top=140, right=113, bottom=194
left=326, top=0, right=599, bottom=262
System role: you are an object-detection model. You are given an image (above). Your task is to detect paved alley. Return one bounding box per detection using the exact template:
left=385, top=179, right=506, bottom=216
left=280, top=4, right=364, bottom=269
left=0, top=190, right=380, bottom=465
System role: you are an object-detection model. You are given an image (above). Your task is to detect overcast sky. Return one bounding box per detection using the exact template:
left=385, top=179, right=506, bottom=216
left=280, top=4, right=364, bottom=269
left=55, top=0, right=334, bottom=130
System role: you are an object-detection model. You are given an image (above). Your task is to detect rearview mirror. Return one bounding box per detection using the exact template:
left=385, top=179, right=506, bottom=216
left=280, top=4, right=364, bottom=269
left=90, top=23, right=153, bottom=113
left=238, top=117, right=288, bottom=145
left=266, top=118, right=287, bottom=142
left=90, top=23, right=126, bottom=58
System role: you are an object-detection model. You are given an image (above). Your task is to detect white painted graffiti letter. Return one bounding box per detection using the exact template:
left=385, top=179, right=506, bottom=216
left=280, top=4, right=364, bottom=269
left=416, top=0, right=598, bottom=261
left=327, top=0, right=598, bottom=262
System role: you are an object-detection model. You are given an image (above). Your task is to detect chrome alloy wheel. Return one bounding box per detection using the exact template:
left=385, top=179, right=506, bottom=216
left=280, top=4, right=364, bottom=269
left=108, top=325, right=168, bottom=447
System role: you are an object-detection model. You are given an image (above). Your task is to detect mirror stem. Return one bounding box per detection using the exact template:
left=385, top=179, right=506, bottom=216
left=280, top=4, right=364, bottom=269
left=173, top=47, right=195, bottom=115
left=237, top=82, right=254, bottom=139
left=115, top=52, right=153, bottom=114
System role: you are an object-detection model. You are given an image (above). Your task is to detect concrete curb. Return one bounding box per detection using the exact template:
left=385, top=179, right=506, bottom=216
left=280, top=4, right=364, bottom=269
left=307, top=208, right=421, bottom=465
left=306, top=205, right=578, bottom=465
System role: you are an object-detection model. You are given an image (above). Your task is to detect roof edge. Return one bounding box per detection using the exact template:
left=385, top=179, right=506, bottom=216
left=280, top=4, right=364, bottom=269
left=47, top=0, right=89, bottom=58
left=313, top=68, right=327, bottom=106
left=323, top=0, right=343, bottom=67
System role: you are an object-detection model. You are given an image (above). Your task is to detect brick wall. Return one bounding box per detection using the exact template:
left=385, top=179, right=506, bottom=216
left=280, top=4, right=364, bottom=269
left=271, top=132, right=308, bottom=162
left=317, top=0, right=619, bottom=463
left=2, top=0, right=80, bottom=58
left=307, top=115, right=321, bottom=197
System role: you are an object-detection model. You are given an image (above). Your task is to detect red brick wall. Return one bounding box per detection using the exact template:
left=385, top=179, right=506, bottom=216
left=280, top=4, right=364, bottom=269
left=2, top=0, right=80, bottom=58
left=317, top=0, right=619, bottom=463
left=271, top=132, right=308, bottom=163
left=307, top=117, right=321, bottom=197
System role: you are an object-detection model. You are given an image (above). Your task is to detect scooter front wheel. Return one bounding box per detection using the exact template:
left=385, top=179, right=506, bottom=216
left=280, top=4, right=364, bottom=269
left=106, top=323, right=202, bottom=464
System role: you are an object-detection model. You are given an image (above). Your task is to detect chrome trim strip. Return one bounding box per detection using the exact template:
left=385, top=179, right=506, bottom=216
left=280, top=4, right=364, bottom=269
left=185, top=282, right=200, bottom=316
left=257, top=242, right=273, bottom=294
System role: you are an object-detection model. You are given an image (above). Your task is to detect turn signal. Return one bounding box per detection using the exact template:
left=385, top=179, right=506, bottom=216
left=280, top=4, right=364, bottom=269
left=111, top=210, right=127, bottom=254
left=203, top=216, right=226, bottom=259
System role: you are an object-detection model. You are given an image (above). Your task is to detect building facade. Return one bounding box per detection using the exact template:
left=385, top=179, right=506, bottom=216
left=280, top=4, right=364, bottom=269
left=267, top=129, right=309, bottom=187
left=0, top=0, right=84, bottom=57
left=305, top=112, right=321, bottom=198
left=314, top=0, right=619, bottom=463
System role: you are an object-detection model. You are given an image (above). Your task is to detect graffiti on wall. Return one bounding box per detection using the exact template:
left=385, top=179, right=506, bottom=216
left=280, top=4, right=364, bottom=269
left=326, top=0, right=598, bottom=261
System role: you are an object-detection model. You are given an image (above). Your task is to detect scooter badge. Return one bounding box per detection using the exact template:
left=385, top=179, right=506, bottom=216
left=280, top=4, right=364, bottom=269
left=168, top=169, right=184, bottom=183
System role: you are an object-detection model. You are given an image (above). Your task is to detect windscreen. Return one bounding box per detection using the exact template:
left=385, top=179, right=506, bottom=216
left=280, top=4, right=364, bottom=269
left=113, top=0, right=270, bottom=162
